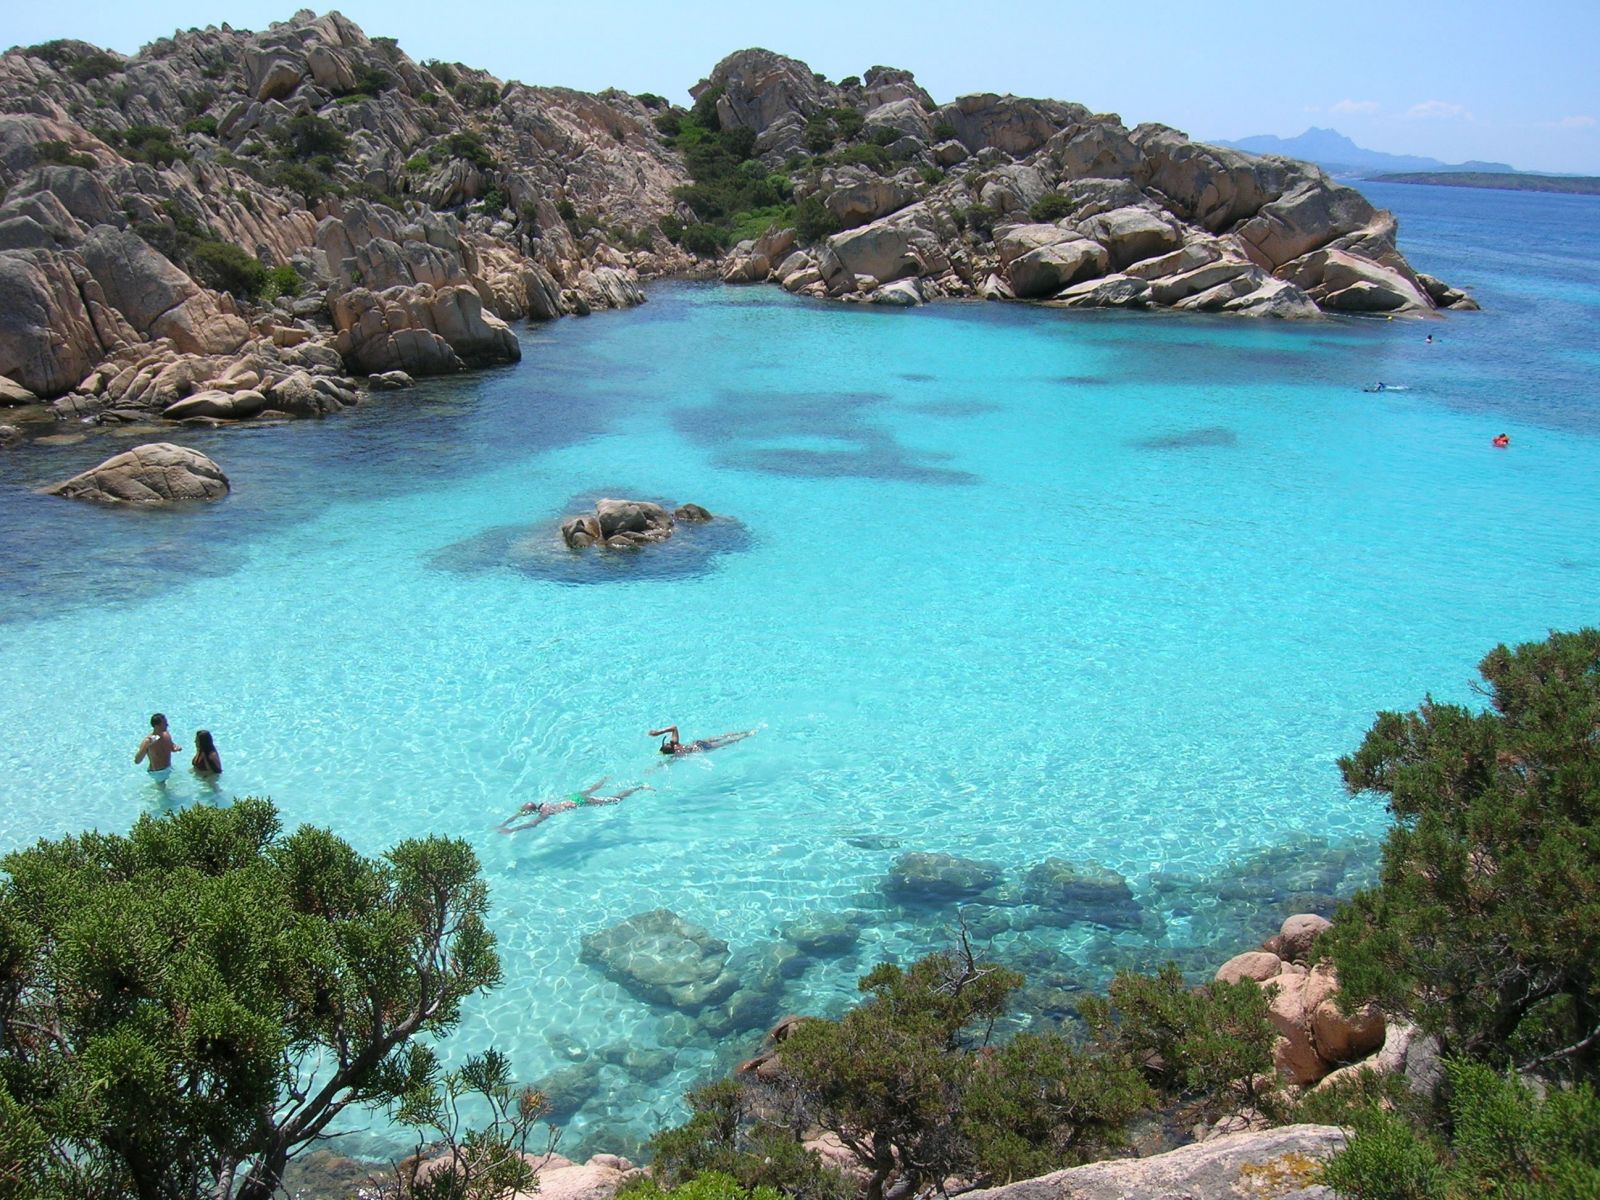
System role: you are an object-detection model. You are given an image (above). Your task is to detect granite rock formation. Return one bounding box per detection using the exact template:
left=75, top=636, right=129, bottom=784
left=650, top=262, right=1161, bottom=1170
left=0, top=15, right=1470, bottom=455
left=43, top=441, right=229, bottom=504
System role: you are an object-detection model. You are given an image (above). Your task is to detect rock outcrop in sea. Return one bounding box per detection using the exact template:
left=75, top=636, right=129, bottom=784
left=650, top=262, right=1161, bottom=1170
left=0, top=12, right=1470, bottom=452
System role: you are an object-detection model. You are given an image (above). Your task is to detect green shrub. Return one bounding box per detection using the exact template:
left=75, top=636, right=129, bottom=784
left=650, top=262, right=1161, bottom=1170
left=269, top=160, right=340, bottom=201
left=793, top=195, right=840, bottom=244
left=34, top=140, right=97, bottom=169
left=272, top=114, right=348, bottom=161
left=636, top=92, right=668, bottom=109
left=96, top=124, right=188, bottom=166
left=839, top=75, right=861, bottom=88
left=1320, top=1107, right=1448, bottom=1200
left=479, top=187, right=508, bottom=215
left=182, top=115, right=219, bottom=136
left=70, top=51, right=122, bottom=83
left=679, top=223, right=729, bottom=256
left=259, top=264, right=302, bottom=302
left=729, top=205, right=793, bottom=246
left=827, top=143, right=891, bottom=171
left=653, top=110, right=683, bottom=138
left=1029, top=192, right=1074, bottom=222
left=919, top=165, right=944, bottom=185
left=556, top=198, right=578, bottom=222
left=418, top=90, right=439, bottom=107
left=404, top=154, right=430, bottom=174
left=620, top=1171, right=783, bottom=1200
left=350, top=63, right=393, bottom=95
left=424, top=59, right=459, bottom=87
left=442, top=130, right=495, bottom=170
left=690, top=84, right=724, bottom=131
left=932, top=120, right=959, bottom=141
left=452, top=79, right=499, bottom=110
left=965, top=202, right=999, bottom=240
left=868, top=125, right=900, bottom=147
left=190, top=240, right=267, bottom=298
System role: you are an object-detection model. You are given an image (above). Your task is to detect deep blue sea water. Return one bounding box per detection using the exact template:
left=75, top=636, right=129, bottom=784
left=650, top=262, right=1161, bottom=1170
left=0, top=182, right=1596, bottom=1157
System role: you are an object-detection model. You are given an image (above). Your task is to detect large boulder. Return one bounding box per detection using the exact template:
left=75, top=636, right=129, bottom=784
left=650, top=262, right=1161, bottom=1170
left=0, top=248, right=112, bottom=397
left=329, top=283, right=520, bottom=375
left=693, top=49, right=830, bottom=137
left=884, top=852, right=1003, bottom=902
left=1075, top=206, right=1181, bottom=270
left=579, top=909, right=740, bottom=1011
left=996, top=226, right=1109, bottom=298
left=959, top=1124, right=1345, bottom=1200
left=43, top=443, right=229, bottom=506
left=824, top=206, right=947, bottom=288
left=1232, top=179, right=1381, bottom=270
left=78, top=228, right=248, bottom=355
left=1021, top=858, right=1144, bottom=930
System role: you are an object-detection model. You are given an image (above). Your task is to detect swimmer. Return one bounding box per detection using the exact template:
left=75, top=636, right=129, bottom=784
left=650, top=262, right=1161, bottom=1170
left=1425, top=334, right=1434, bottom=344
left=134, top=712, right=181, bottom=785
left=498, top=777, right=650, bottom=833
left=650, top=725, right=757, bottom=756
left=1493, top=433, right=1510, bottom=448
left=191, top=729, right=222, bottom=777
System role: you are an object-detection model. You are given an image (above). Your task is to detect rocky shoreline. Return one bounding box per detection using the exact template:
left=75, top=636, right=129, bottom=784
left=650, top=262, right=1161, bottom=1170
left=1, top=10, right=1473, bottom=464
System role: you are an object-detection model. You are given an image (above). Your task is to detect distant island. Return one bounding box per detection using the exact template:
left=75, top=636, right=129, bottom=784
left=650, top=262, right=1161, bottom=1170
left=1216, top=127, right=1516, bottom=178
left=1371, top=172, right=1600, bottom=195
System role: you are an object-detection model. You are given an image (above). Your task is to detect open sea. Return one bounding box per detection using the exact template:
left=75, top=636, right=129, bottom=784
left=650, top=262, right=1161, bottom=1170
left=0, top=181, right=1596, bottom=1158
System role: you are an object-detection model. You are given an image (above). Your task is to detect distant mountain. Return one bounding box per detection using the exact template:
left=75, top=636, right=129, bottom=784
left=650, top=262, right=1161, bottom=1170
left=1215, top=127, right=1516, bottom=177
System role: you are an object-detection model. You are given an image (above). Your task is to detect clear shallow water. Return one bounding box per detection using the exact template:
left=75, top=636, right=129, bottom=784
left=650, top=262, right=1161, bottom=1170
left=1, top=182, right=1597, bottom=1157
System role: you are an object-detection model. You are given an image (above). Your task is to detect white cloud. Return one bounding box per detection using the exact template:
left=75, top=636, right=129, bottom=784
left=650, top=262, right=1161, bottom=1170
left=1559, top=114, right=1597, bottom=128
left=1331, top=99, right=1380, bottom=116
left=1406, top=100, right=1472, bottom=121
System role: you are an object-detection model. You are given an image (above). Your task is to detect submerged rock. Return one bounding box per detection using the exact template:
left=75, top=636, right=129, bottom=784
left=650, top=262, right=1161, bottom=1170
left=884, top=851, right=1003, bottom=902
left=43, top=442, right=229, bottom=506
left=580, top=908, right=739, bottom=1011
left=1021, top=858, right=1144, bottom=930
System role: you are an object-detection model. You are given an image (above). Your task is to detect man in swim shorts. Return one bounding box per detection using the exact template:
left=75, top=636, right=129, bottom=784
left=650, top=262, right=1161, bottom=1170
left=134, top=712, right=181, bottom=785
left=497, top=777, right=650, bottom=832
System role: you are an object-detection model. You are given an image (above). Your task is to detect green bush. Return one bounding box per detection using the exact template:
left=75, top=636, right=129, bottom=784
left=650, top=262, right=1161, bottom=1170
left=653, top=110, right=683, bottom=138
left=269, top=160, right=341, bottom=202
left=556, top=198, right=578, bottom=222
left=405, top=154, right=431, bottom=174
left=826, top=143, right=891, bottom=171
left=350, top=63, right=394, bottom=96
left=479, top=187, right=508, bottom=215
left=96, top=124, right=188, bottom=166
left=793, top=195, right=840, bottom=244
left=621, top=1171, right=783, bottom=1200
left=1029, top=192, right=1074, bottom=222
left=965, top=202, right=999, bottom=240
left=442, top=130, right=495, bottom=170
left=182, top=115, right=219, bottom=136
left=272, top=114, right=348, bottom=161
left=932, top=121, right=959, bottom=141
left=34, top=140, right=96, bottom=169
left=1323, top=628, right=1600, bottom=1077
left=679, top=223, right=729, bottom=256
left=839, top=75, right=861, bottom=88
left=259, top=264, right=302, bottom=302
left=690, top=84, right=725, bottom=132
left=452, top=79, right=500, bottom=110
left=423, top=59, right=459, bottom=88
left=1320, top=1106, right=1448, bottom=1200
left=70, top=51, right=122, bottom=83
left=636, top=92, right=668, bottom=109
left=868, top=125, right=900, bottom=147
left=190, top=240, right=267, bottom=298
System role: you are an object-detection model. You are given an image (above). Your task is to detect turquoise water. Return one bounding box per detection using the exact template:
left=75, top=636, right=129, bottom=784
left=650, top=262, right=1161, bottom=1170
left=1, top=184, right=1597, bottom=1156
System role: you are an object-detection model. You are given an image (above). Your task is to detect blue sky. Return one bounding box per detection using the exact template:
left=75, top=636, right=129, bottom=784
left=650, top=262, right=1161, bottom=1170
left=10, top=1, right=1599, bottom=173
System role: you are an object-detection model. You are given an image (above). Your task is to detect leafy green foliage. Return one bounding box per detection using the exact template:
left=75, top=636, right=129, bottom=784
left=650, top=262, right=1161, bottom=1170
left=94, top=124, right=188, bottom=166
left=1321, top=1059, right=1600, bottom=1200
left=932, top=121, right=959, bottom=141
left=438, top=131, right=495, bottom=171
left=1323, top=628, right=1600, bottom=1078
left=33, top=140, right=96, bottom=170
left=1079, top=963, right=1281, bottom=1119
left=1029, top=193, right=1074, bottom=222
left=181, top=115, right=218, bottom=137
left=678, top=224, right=729, bottom=256
left=961, top=1031, right=1153, bottom=1182
left=867, top=125, right=900, bottom=148
left=271, top=114, right=349, bottom=162
left=821, top=143, right=890, bottom=172
left=636, top=92, right=668, bottom=110
left=621, top=1171, right=784, bottom=1200
left=374, top=1047, right=546, bottom=1200
left=645, top=1080, right=850, bottom=1200
left=451, top=80, right=499, bottom=110
left=0, top=798, right=502, bottom=1200
left=793, top=195, right=840, bottom=244
left=191, top=241, right=267, bottom=299
left=660, top=98, right=797, bottom=250
left=259, top=265, right=302, bottom=303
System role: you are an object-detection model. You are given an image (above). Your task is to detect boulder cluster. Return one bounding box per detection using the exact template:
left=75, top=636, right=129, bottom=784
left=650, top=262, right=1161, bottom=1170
left=559, top=497, right=713, bottom=550
left=0, top=10, right=686, bottom=439
left=711, top=52, right=1475, bottom=317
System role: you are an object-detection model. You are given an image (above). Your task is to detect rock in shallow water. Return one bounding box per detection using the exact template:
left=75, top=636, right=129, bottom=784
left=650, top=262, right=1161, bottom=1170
left=884, top=851, right=1004, bottom=902
left=580, top=908, right=739, bottom=1011
left=43, top=442, right=229, bottom=506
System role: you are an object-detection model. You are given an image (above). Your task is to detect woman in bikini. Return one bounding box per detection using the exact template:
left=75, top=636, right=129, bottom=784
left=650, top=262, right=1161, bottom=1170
left=497, top=777, right=650, bottom=833
left=649, top=725, right=757, bottom=756
left=192, top=729, right=223, bottom=777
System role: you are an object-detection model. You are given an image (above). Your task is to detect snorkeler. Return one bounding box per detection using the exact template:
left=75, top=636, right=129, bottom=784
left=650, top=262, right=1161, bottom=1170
left=649, top=725, right=757, bottom=756
left=497, top=777, right=650, bottom=833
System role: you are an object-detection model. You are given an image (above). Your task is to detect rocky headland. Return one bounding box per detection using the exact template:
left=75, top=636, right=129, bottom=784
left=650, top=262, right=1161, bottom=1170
left=0, top=10, right=1472, bottom=463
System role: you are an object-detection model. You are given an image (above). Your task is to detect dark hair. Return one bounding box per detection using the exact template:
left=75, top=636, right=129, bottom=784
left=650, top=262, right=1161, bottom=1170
left=151, top=712, right=167, bottom=728
left=659, top=739, right=676, bottom=754
left=195, top=729, right=216, bottom=755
